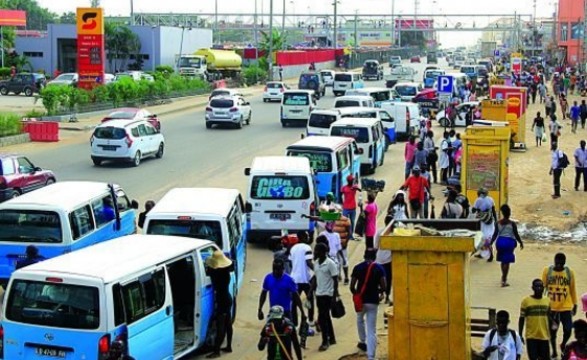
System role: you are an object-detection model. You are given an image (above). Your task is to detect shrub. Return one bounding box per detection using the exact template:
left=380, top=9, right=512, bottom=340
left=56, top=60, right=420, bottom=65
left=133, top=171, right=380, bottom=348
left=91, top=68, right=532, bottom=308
left=0, top=113, right=23, bottom=137
left=0, top=67, right=11, bottom=78
left=242, top=65, right=267, bottom=86
left=24, top=109, right=46, bottom=118
left=155, top=65, right=174, bottom=77
left=39, top=85, right=70, bottom=115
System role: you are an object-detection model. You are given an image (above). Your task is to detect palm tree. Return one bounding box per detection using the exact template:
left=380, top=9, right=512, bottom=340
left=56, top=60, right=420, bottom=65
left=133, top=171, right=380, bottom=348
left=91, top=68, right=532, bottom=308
left=105, top=23, right=142, bottom=72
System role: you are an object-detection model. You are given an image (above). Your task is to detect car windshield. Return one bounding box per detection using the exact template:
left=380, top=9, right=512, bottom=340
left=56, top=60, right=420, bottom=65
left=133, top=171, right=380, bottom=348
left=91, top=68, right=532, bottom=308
left=210, top=99, right=234, bottom=108
left=287, top=150, right=332, bottom=172
left=147, top=220, right=223, bottom=248
left=178, top=57, right=201, bottom=67
left=283, top=93, right=309, bottom=106
left=0, top=210, right=62, bottom=243
left=6, top=280, right=99, bottom=329
left=335, top=100, right=360, bottom=108
left=309, top=114, right=338, bottom=129
left=55, top=74, right=75, bottom=81
left=394, top=86, right=417, bottom=96
left=426, top=71, right=444, bottom=79
left=455, top=56, right=465, bottom=61
left=93, top=127, right=127, bottom=139
left=267, top=83, right=282, bottom=89
left=335, top=74, right=352, bottom=81
left=330, top=126, right=369, bottom=143
left=107, top=111, right=136, bottom=119
left=211, top=90, right=230, bottom=97
left=250, top=176, right=310, bottom=200
left=321, top=72, right=333, bottom=78
left=461, top=67, right=475, bottom=73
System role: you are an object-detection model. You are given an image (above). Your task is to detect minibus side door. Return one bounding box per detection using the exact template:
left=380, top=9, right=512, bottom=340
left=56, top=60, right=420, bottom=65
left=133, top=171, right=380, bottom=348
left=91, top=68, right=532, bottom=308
left=196, top=245, right=217, bottom=345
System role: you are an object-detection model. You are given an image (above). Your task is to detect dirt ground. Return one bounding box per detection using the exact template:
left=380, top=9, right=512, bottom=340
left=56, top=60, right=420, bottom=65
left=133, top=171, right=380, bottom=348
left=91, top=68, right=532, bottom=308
left=508, top=92, right=587, bottom=232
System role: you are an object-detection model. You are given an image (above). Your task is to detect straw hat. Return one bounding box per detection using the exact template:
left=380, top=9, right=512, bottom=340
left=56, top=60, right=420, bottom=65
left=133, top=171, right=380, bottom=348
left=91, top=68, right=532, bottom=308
left=205, top=250, right=233, bottom=269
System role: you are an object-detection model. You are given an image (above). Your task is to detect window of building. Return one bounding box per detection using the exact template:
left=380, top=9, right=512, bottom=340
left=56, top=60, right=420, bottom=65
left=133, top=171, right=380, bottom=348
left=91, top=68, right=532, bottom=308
left=23, top=51, right=43, bottom=58
left=561, top=23, right=568, bottom=41
left=571, top=23, right=583, bottom=40
left=129, top=54, right=150, bottom=60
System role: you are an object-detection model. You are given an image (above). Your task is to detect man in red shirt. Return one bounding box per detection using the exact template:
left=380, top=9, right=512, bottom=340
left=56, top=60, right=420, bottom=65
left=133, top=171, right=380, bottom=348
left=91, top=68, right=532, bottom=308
left=341, top=175, right=361, bottom=240
left=401, top=166, right=430, bottom=219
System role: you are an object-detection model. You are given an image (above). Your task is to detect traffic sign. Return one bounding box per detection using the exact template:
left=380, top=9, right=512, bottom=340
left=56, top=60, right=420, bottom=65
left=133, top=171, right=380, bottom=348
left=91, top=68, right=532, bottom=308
left=437, top=75, right=454, bottom=94
left=438, top=93, right=451, bottom=102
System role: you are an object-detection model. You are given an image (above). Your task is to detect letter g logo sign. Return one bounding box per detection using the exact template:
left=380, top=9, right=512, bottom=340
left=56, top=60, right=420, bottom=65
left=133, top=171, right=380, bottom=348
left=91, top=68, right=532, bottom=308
left=81, top=12, right=98, bottom=30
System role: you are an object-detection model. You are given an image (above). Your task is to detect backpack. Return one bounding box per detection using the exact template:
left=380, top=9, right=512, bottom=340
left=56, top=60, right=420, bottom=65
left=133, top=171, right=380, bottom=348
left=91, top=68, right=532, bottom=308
left=488, top=329, right=520, bottom=352
left=558, top=151, right=570, bottom=169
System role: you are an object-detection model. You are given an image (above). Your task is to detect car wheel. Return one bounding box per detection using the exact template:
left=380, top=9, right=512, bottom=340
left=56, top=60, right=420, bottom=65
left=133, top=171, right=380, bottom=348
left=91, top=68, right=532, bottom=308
left=263, top=99, right=267, bottom=103
left=236, top=117, right=243, bottom=129
left=45, top=178, right=56, bottom=186
left=206, top=122, right=212, bottom=129
left=281, top=121, right=287, bottom=128
left=92, top=158, right=102, bottom=166
left=246, top=112, right=251, bottom=125
left=156, top=143, right=164, bottom=158
left=10, top=190, right=20, bottom=199
left=439, top=118, right=449, bottom=127
left=0, top=86, right=8, bottom=95
left=133, top=151, right=141, bottom=167
left=24, top=87, right=33, bottom=97
left=380, top=151, right=385, bottom=166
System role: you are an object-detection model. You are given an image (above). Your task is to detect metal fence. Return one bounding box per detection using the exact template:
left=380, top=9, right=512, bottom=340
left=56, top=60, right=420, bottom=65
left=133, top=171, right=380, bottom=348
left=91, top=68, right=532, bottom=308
left=346, top=47, right=420, bottom=69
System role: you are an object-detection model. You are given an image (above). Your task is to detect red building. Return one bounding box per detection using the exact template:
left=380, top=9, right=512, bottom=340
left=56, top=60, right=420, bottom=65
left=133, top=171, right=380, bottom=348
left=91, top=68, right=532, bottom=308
left=557, top=0, right=585, bottom=66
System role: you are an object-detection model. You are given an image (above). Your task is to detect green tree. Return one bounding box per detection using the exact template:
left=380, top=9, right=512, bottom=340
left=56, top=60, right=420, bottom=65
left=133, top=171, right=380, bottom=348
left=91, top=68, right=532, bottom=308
left=0, top=0, right=58, bottom=30
left=58, top=11, right=76, bottom=24
left=105, top=23, right=141, bottom=72
left=259, top=29, right=287, bottom=53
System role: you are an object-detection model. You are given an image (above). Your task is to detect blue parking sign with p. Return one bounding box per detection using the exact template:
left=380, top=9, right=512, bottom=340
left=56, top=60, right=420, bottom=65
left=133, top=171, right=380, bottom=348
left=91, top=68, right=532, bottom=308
left=437, top=75, right=453, bottom=94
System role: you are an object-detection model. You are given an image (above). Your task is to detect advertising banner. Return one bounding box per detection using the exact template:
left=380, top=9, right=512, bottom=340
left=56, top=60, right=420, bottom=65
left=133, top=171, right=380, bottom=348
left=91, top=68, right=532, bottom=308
left=76, top=8, right=105, bottom=90
left=511, top=56, right=522, bottom=74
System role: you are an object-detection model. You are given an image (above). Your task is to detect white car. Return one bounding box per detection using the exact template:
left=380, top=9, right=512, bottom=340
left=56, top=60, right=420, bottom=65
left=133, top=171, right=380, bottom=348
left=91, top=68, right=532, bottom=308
left=320, top=70, right=335, bottom=86
left=205, top=95, right=252, bottom=129
left=392, top=82, right=423, bottom=102
left=263, top=81, right=288, bottom=102
left=47, top=72, right=78, bottom=86
left=435, top=101, right=480, bottom=127
left=90, top=119, right=164, bottom=167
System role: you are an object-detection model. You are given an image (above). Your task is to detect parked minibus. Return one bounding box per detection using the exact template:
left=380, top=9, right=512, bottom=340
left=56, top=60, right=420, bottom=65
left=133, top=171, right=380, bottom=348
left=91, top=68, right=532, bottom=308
left=344, top=87, right=401, bottom=107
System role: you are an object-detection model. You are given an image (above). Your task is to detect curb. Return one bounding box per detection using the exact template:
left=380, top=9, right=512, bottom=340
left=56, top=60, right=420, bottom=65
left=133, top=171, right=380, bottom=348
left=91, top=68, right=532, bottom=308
left=0, top=133, right=31, bottom=148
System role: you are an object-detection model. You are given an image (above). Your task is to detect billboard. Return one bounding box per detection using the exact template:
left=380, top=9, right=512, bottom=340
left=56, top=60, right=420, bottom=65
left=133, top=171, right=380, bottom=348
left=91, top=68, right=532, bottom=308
left=0, top=10, right=26, bottom=27
left=76, top=8, right=105, bottom=90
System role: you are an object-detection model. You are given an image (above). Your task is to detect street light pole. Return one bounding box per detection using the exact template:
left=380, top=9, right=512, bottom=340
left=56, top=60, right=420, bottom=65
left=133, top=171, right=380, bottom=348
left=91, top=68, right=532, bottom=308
left=176, top=26, right=185, bottom=72
left=333, top=1, right=338, bottom=49
left=282, top=0, right=286, bottom=50
left=391, top=0, right=395, bottom=47
left=268, top=0, right=274, bottom=80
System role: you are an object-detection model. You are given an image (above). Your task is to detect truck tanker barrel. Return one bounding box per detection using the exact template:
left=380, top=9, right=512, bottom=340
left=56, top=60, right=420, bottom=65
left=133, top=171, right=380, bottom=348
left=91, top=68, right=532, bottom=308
left=194, top=49, right=242, bottom=71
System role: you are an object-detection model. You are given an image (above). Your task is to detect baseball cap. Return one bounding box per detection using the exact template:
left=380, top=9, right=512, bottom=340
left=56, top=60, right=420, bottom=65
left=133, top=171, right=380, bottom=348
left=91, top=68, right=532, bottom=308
left=268, top=305, right=285, bottom=320
left=412, top=165, right=421, bottom=172
left=347, top=174, right=354, bottom=182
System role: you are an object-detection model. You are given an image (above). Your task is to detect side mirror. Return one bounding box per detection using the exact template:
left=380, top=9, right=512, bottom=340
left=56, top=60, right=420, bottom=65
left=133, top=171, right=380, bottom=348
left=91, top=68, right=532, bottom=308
left=33, top=166, right=42, bottom=172
left=131, top=200, right=139, bottom=210
left=300, top=133, right=305, bottom=139
left=244, top=168, right=251, bottom=176
left=245, top=202, right=252, bottom=213
left=355, top=148, right=364, bottom=155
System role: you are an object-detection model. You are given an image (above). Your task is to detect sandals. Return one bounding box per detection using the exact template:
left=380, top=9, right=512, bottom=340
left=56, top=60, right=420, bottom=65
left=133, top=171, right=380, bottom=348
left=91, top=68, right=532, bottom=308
left=501, top=282, right=510, bottom=287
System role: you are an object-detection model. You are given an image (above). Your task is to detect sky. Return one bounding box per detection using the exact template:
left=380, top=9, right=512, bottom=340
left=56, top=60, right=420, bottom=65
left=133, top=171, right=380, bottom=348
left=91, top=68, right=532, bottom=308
left=37, top=0, right=559, bottom=47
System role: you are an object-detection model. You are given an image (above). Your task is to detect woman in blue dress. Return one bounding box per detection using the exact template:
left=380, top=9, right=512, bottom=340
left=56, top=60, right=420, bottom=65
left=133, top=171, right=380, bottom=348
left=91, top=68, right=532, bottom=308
left=490, top=204, right=524, bottom=287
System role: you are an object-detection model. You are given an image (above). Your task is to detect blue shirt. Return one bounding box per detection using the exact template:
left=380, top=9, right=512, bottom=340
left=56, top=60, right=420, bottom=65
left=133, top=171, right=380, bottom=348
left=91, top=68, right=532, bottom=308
left=262, top=273, right=298, bottom=312
left=571, top=105, right=581, bottom=119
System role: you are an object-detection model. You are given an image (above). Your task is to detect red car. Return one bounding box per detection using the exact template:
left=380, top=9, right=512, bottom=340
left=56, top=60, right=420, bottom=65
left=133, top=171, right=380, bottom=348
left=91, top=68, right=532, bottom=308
left=101, top=108, right=161, bottom=131
left=0, top=154, right=56, bottom=201
left=410, top=56, right=421, bottom=63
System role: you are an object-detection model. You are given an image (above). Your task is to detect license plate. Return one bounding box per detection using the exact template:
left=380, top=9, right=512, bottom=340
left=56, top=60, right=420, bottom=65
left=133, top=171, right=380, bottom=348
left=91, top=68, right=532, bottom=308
left=290, top=110, right=302, bottom=113
left=214, top=111, right=227, bottom=116
left=270, top=213, right=291, bottom=221
left=35, top=347, right=66, bottom=358
left=100, top=145, right=118, bottom=151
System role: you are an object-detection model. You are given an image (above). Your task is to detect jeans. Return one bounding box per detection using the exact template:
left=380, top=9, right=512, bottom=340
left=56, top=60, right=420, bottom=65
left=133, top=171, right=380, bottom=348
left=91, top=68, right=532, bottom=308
left=292, top=283, right=314, bottom=325
left=405, top=161, right=414, bottom=179
left=526, top=339, right=550, bottom=360
left=575, top=167, right=587, bottom=191
left=316, top=295, right=335, bottom=345
left=343, top=209, right=357, bottom=239
left=357, top=303, right=378, bottom=360
left=553, top=168, right=563, bottom=196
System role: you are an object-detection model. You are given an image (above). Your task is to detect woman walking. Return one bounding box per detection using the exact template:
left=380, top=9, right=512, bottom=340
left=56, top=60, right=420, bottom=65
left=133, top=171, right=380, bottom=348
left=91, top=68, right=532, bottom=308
left=532, top=111, right=545, bottom=147
left=471, top=188, right=497, bottom=261
left=385, top=190, right=408, bottom=225
left=490, top=204, right=524, bottom=287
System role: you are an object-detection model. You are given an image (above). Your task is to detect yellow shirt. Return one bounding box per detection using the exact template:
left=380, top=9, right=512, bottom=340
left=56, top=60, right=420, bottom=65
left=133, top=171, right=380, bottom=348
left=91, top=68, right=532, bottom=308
left=520, top=296, right=550, bottom=340
left=542, top=266, right=577, bottom=312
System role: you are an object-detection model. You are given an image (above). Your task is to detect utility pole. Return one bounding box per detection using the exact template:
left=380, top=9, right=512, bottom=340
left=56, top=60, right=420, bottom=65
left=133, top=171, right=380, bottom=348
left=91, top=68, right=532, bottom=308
left=282, top=0, right=286, bottom=49
left=130, top=0, right=134, bottom=25
left=333, top=1, right=338, bottom=50
left=268, top=0, right=274, bottom=80
left=414, top=0, right=418, bottom=31
left=391, top=0, right=395, bottom=47
left=254, top=0, right=259, bottom=52
left=215, top=0, right=219, bottom=34
left=354, top=10, right=358, bottom=51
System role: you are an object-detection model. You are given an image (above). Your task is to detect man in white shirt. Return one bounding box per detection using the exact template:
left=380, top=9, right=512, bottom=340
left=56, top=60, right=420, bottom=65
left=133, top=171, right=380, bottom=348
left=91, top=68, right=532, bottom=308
left=573, top=140, right=587, bottom=191
left=481, top=310, right=524, bottom=360
left=319, top=222, right=343, bottom=266
left=549, top=142, right=564, bottom=199
left=289, top=231, right=314, bottom=326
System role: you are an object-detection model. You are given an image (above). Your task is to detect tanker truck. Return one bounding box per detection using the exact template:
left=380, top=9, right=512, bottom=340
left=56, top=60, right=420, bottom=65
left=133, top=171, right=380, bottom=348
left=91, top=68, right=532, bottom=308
left=177, top=48, right=242, bottom=81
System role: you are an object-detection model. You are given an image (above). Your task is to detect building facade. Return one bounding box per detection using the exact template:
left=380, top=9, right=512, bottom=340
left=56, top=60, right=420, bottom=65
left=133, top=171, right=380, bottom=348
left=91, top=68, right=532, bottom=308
left=557, top=0, right=585, bottom=66
left=15, top=24, right=212, bottom=75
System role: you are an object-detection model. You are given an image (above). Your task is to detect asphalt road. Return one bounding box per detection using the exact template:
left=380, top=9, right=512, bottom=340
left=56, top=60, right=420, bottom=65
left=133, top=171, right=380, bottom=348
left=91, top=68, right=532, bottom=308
left=3, top=58, right=439, bottom=360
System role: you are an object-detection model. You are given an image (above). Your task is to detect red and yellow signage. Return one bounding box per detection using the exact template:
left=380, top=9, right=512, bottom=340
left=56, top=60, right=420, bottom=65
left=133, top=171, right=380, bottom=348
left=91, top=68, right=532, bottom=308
left=0, top=10, right=27, bottom=27
left=76, top=8, right=105, bottom=90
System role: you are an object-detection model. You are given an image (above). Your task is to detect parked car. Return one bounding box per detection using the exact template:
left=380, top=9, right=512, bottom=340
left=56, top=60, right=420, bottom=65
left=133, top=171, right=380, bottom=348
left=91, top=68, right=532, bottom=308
left=410, top=56, right=421, bottom=63
left=385, top=66, right=418, bottom=88
left=90, top=119, right=165, bottom=167
left=47, top=72, right=78, bottom=87
left=104, top=73, right=115, bottom=84
left=0, top=154, right=56, bottom=201
left=392, top=82, right=423, bottom=101
left=208, top=88, right=242, bottom=101
left=320, top=70, right=336, bottom=86
left=205, top=95, right=252, bottom=129
left=389, top=55, right=402, bottom=67
left=113, top=71, right=154, bottom=83
left=0, top=73, right=47, bottom=96
left=101, top=108, right=161, bottom=130
left=362, top=60, right=384, bottom=80
left=263, top=81, right=288, bottom=102
left=298, top=71, right=326, bottom=99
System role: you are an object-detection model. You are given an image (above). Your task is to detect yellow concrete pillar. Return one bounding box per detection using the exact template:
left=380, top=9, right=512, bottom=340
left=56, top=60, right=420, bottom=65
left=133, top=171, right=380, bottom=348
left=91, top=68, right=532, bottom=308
left=381, top=226, right=477, bottom=360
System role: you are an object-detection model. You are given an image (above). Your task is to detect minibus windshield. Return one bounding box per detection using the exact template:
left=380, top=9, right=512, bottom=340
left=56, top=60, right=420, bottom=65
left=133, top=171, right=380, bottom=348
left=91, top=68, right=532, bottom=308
left=309, top=113, right=338, bottom=129
left=283, top=93, right=309, bottom=106
left=335, top=100, right=361, bottom=108
left=7, top=280, right=100, bottom=329
left=250, top=176, right=310, bottom=200
left=287, top=150, right=332, bottom=172
left=0, top=210, right=62, bottom=243
left=147, top=220, right=222, bottom=247
left=331, top=126, right=369, bottom=143
left=335, top=74, right=352, bottom=81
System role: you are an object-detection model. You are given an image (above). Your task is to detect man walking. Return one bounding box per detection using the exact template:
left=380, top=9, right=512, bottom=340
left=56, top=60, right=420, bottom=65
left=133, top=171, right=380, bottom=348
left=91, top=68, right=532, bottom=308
left=259, top=259, right=307, bottom=324
left=550, top=142, right=564, bottom=199
left=481, top=310, right=524, bottom=360
left=542, top=253, right=578, bottom=359
left=574, top=140, right=587, bottom=192
left=341, top=175, right=361, bottom=240
left=570, top=101, right=581, bottom=133
left=519, top=279, right=551, bottom=360
left=312, top=243, right=339, bottom=352
left=404, top=136, right=417, bottom=179
left=350, top=250, right=386, bottom=360
left=580, top=100, right=587, bottom=129
left=549, top=115, right=561, bottom=146
left=289, top=231, right=314, bottom=326
left=401, top=166, right=430, bottom=219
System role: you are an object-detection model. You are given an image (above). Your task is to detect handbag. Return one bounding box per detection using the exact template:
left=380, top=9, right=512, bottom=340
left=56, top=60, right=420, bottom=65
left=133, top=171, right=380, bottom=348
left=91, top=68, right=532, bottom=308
left=353, top=262, right=376, bottom=312
left=331, top=297, right=346, bottom=318
left=477, top=210, right=493, bottom=225
left=355, top=212, right=366, bottom=236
